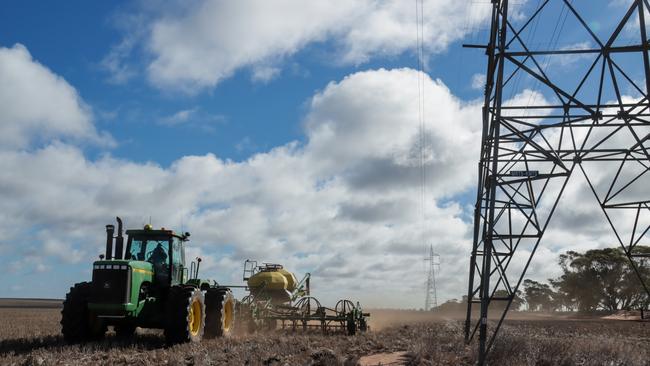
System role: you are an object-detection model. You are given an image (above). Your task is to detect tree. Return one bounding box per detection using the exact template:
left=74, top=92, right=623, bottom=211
left=551, top=246, right=650, bottom=312
left=492, top=289, right=524, bottom=311
left=522, top=279, right=555, bottom=312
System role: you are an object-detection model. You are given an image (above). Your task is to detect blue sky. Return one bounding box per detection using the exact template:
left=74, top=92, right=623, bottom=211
left=0, top=0, right=643, bottom=308
left=0, top=0, right=488, bottom=166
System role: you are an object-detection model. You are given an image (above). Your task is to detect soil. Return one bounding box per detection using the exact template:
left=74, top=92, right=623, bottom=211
left=0, top=301, right=649, bottom=365
left=357, top=351, right=408, bottom=365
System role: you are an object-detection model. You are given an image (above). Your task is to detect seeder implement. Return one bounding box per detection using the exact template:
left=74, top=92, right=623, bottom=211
left=235, top=260, right=370, bottom=335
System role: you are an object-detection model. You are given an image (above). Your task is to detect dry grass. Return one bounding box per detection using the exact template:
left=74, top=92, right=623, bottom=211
left=0, top=306, right=648, bottom=365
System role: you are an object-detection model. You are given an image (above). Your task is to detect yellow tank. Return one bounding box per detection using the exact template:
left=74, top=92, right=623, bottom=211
left=277, top=268, right=297, bottom=291
left=248, top=270, right=288, bottom=290
left=247, top=264, right=298, bottom=303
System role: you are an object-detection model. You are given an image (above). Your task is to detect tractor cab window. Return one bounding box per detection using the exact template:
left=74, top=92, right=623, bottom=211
left=171, top=237, right=184, bottom=285
left=146, top=241, right=169, bottom=265
left=128, top=237, right=170, bottom=264
left=127, top=236, right=171, bottom=284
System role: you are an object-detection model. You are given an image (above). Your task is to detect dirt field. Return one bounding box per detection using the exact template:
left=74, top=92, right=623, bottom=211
left=0, top=302, right=648, bottom=365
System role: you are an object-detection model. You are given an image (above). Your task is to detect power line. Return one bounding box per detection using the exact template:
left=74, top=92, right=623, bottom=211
left=415, top=0, right=428, bottom=263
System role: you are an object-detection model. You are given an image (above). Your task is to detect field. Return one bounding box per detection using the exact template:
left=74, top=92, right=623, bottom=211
left=0, top=301, right=649, bottom=365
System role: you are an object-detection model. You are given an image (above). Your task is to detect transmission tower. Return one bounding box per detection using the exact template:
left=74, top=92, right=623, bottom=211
left=463, top=1, right=650, bottom=364
left=424, top=245, right=440, bottom=311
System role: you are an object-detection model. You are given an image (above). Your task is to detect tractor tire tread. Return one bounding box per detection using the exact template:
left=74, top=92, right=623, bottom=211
left=164, top=286, right=205, bottom=345
left=205, top=288, right=235, bottom=338
left=61, top=282, right=106, bottom=343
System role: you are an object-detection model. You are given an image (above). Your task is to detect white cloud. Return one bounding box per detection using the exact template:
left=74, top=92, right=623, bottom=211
left=549, top=42, right=594, bottom=68
left=101, top=37, right=138, bottom=84
left=471, top=73, right=485, bottom=90
left=9, top=41, right=639, bottom=307
left=159, top=108, right=198, bottom=126
left=158, top=107, right=226, bottom=133
left=0, top=67, right=483, bottom=307
left=107, top=0, right=491, bottom=92
left=251, top=65, right=282, bottom=83
left=235, top=136, right=257, bottom=153
left=0, top=44, right=111, bottom=149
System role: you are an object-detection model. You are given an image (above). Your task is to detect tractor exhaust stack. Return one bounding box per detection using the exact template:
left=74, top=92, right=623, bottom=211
left=105, top=224, right=115, bottom=260
left=114, top=217, right=124, bottom=260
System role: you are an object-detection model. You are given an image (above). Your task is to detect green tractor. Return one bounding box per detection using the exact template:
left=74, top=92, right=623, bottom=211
left=61, top=217, right=235, bottom=344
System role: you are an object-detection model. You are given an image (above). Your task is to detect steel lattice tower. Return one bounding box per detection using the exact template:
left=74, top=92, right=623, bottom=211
left=463, top=1, right=650, bottom=364
left=424, top=245, right=440, bottom=311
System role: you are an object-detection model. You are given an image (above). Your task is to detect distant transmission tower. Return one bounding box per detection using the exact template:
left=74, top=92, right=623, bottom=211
left=463, top=0, right=650, bottom=364
left=424, top=245, right=440, bottom=311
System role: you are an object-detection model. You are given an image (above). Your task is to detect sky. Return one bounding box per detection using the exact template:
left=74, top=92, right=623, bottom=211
left=0, top=0, right=645, bottom=309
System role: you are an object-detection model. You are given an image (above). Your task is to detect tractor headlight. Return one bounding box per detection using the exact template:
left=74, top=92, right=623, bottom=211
left=93, top=264, right=100, bottom=270
left=120, top=265, right=128, bottom=270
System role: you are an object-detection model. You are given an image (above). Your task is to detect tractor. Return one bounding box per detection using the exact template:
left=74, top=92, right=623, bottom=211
left=60, top=217, right=235, bottom=344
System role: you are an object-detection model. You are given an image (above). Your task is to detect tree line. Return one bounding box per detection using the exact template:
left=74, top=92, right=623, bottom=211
left=437, top=246, right=650, bottom=313
left=522, top=246, right=649, bottom=312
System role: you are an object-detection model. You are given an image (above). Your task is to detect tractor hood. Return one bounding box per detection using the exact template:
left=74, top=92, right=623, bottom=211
left=92, top=260, right=154, bottom=276
left=89, top=260, right=154, bottom=314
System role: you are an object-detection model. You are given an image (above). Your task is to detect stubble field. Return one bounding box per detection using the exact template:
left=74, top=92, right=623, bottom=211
left=0, top=301, right=649, bottom=366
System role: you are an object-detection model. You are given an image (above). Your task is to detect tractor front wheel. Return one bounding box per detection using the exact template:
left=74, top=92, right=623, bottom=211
left=164, top=286, right=205, bottom=345
left=61, top=282, right=106, bottom=343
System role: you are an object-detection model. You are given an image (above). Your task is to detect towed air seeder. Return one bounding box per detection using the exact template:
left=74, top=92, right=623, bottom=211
left=235, top=260, right=370, bottom=335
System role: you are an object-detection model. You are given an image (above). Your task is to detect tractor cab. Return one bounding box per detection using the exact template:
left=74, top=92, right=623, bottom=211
left=124, top=224, right=188, bottom=286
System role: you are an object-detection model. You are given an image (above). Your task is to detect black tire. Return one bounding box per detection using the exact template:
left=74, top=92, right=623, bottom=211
left=204, top=289, right=235, bottom=338
left=115, top=324, right=137, bottom=338
left=164, top=286, right=205, bottom=345
left=61, top=282, right=106, bottom=343
left=359, top=317, right=368, bottom=332
left=346, top=313, right=357, bottom=335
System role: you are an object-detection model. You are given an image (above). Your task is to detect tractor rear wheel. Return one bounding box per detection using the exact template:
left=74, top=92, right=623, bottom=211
left=61, top=282, right=106, bottom=343
left=205, top=289, right=235, bottom=338
left=164, top=286, right=205, bottom=345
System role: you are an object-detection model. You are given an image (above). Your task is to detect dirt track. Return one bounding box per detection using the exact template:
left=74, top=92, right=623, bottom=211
left=1, top=305, right=649, bottom=365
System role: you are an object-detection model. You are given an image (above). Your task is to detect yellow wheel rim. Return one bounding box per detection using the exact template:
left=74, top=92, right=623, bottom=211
left=189, top=299, right=202, bottom=336
left=223, top=298, right=234, bottom=332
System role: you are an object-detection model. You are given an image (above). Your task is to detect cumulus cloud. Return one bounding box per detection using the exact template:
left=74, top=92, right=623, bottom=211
left=0, top=67, right=482, bottom=307
left=0, top=44, right=111, bottom=149
left=3, top=41, right=642, bottom=307
left=107, top=0, right=491, bottom=92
